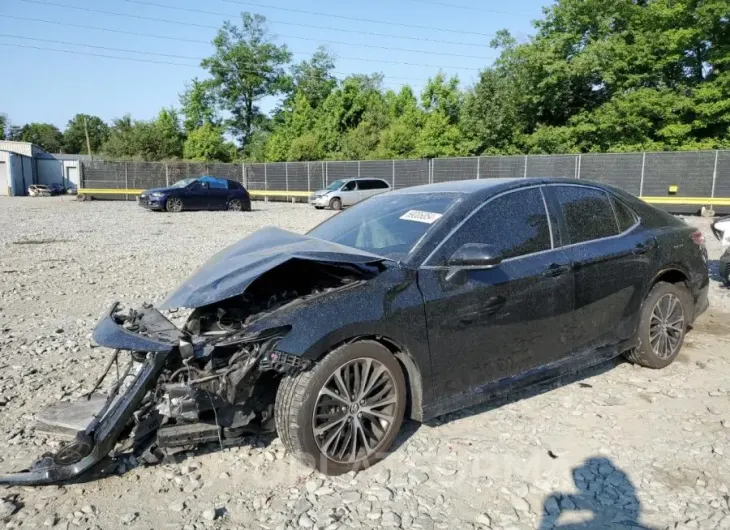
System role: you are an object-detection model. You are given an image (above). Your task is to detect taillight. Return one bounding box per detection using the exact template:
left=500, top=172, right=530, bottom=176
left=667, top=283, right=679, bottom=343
left=691, top=230, right=706, bottom=246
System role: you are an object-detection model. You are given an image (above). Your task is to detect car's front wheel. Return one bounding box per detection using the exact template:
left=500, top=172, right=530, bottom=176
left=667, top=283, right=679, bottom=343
left=329, top=197, right=342, bottom=210
left=276, top=340, right=406, bottom=475
left=625, top=281, right=690, bottom=368
left=165, top=196, right=184, bottom=212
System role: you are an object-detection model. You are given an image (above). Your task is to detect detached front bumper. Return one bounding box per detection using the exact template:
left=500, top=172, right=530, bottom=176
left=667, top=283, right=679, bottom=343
left=0, top=304, right=181, bottom=486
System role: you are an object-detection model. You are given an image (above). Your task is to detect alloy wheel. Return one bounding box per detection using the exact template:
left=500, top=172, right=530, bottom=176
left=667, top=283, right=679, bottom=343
left=227, top=199, right=242, bottom=211
left=167, top=197, right=183, bottom=212
left=312, top=358, right=399, bottom=464
left=649, top=293, right=684, bottom=359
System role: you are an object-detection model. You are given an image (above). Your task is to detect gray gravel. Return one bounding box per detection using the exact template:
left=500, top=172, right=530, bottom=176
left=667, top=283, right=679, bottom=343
left=1, top=197, right=730, bottom=530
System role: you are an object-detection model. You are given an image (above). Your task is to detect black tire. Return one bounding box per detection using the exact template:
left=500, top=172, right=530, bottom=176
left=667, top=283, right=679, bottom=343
left=275, top=340, right=406, bottom=475
left=624, top=281, right=691, bottom=369
left=165, top=196, right=184, bottom=212
left=227, top=198, right=243, bottom=211
left=329, top=197, right=342, bottom=211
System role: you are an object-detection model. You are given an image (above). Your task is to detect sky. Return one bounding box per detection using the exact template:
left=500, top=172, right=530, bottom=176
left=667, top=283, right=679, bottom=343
left=0, top=0, right=550, bottom=130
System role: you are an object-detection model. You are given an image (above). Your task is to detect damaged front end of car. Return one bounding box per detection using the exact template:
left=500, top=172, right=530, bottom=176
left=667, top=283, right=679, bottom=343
left=0, top=227, right=387, bottom=486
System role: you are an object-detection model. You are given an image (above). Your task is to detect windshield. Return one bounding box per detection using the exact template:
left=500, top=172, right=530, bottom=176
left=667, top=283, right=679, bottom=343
left=324, top=179, right=347, bottom=191
left=308, top=192, right=460, bottom=261
left=170, top=178, right=197, bottom=189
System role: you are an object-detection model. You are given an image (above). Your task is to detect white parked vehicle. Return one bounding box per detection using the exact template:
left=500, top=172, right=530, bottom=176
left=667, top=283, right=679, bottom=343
left=309, top=178, right=391, bottom=210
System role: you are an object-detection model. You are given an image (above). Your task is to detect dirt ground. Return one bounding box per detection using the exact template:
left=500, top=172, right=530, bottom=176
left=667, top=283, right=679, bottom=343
left=0, top=197, right=729, bottom=530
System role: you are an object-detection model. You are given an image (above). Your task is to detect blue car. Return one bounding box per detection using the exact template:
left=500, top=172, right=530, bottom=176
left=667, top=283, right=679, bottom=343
left=138, top=176, right=251, bottom=212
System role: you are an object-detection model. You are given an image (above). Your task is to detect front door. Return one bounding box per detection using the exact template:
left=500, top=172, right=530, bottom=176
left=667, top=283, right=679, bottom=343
left=545, top=184, right=653, bottom=352
left=339, top=180, right=360, bottom=206
left=419, top=187, right=575, bottom=404
left=183, top=181, right=210, bottom=209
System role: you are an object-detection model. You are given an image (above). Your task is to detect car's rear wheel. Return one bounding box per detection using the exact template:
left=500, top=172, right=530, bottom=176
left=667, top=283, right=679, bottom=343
left=625, top=281, right=690, bottom=368
left=275, top=340, right=406, bottom=475
left=329, top=197, right=342, bottom=211
left=165, top=196, right=183, bottom=212
left=227, top=198, right=243, bottom=211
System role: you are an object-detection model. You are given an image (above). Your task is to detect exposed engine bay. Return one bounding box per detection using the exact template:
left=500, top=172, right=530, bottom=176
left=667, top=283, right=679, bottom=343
left=0, top=259, right=379, bottom=486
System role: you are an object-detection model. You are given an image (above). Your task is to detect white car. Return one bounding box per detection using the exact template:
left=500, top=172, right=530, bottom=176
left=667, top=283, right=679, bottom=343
left=711, top=216, right=730, bottom=284
left=309, top=178, right=391, bottom=210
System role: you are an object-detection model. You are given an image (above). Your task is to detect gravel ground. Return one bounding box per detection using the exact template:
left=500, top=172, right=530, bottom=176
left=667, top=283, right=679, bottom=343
left=1, top=197, right=730, bottom=530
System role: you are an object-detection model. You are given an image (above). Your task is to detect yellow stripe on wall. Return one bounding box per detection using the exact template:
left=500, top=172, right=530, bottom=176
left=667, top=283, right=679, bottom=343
left=75, top=188, right=730, bottom=206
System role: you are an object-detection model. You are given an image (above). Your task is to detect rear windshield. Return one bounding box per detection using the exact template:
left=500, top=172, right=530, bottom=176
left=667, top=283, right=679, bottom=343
left=308, top=192, right=460, bottom=261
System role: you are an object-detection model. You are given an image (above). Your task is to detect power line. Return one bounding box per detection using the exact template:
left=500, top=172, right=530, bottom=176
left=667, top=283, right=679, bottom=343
left=20, top=0, right=495, bottom=60
left=122, top=0, right=492, bottom=47
left=406, top=0, right=531, bottom=16
left=8, top=15, right=483, bottom=71
left=219, top=0, right=494, bottom=37
left=0, top=34, right=434, bottom=82
left=0, top=39, right=427, bottom=86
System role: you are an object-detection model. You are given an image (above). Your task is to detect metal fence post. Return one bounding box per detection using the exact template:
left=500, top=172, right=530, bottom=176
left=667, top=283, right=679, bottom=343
left=124, top=161, right=129, bottom=200
left=325, top=161, right=329, bottom=186
left=264, top=162, right=268, bottom=202
left=165, top=164, right=169, bottom=187
left=285, top=162, right=289, bottom=201
left=392, top=159, right=396, bottom=189
left=241, top=162, right=245, bottom=186
left=712, top=150, right=719, bottom=198
left=577, top=154, right=582, bottom=179
left=639, top=152, right=646, bottom=196
left=358, top=160, right=361, bottom=178
left=307, top=162, right=310, bottom=193
left=523, top=155, right=528, bottom=178
left=476, top=156, right=480, bottom=179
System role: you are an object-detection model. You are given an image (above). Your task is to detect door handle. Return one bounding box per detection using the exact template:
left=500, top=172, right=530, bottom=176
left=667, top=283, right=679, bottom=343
left=542, top=263, right=571, bottom=277
left=632, top=242, right=656, bottom=255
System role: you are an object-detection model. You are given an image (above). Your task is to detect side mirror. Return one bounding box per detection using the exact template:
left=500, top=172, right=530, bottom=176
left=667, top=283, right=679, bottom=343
left=448, top=243, right=502, bottom=268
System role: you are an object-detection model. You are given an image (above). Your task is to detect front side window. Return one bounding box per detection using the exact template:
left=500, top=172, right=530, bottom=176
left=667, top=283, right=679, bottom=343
left=435, top=188, right=552, bottom=264
left=554, top=186, right=619, bottom=244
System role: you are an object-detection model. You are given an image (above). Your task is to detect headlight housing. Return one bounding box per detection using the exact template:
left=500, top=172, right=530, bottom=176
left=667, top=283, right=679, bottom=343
left=149, top=192, right=165, bottom=199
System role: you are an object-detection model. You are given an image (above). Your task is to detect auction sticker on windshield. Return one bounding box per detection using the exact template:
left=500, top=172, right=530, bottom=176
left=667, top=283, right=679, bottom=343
left=400, top=210, right=443, bottom=224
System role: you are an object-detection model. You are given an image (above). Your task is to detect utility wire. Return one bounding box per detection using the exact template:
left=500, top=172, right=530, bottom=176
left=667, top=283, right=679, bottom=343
left=0, top=42, right=424, bottom=88
left=7, top=16, right=483, bottom=71
left=406, top=0, right=531, bottom=16
left=122, top=0, right=493, bottom=47
left=0, top=34, right=434, bottom=82
left=20, top=0, right=495, bottom=60
left=219, top=0, right=494, bottom=37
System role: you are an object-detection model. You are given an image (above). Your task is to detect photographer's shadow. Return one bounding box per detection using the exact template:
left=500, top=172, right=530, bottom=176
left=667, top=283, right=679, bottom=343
left=539, top=457, right=653, bottom=530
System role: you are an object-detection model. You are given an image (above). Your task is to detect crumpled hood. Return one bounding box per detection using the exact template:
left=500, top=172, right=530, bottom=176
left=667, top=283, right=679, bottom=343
left=158, top=226, right=388, bottom=309
left=141, top=187, right=175, bottom=196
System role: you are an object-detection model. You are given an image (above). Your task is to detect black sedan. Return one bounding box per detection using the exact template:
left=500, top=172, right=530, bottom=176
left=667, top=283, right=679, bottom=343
left=0, top=178, right=709, bottom=485
left=138, top=176, right=251, bottom=212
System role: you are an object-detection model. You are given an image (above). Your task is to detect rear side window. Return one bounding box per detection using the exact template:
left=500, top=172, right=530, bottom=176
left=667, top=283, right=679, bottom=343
left=342, top=181, right=357, bottom=191
left=611, top=195, right=638, bottom=232
left=371, top=180, right=390, bottom=189
left=227, top=180, right=240, bottom=191
left=438, top=188, right=552, bottom=263
left=554, top=186, right=619, bottom=244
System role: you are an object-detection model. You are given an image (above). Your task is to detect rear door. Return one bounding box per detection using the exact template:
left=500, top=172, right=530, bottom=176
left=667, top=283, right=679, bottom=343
left=206, top=178, right=230, bottom=209
left=545, top=184, right=653, bottom=352
left=419, top=186, right=575, bottom=400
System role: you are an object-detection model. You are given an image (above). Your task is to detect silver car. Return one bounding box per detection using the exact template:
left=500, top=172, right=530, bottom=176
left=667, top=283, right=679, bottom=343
left=309, top=178, right=391, bottom=210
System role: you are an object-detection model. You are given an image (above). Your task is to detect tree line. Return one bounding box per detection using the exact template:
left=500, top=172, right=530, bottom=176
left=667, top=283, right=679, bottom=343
left=2, top=0, right=728, bottom=162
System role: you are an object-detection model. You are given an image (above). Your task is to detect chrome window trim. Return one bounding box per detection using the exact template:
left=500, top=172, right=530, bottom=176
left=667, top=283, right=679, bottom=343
left=420, top=183, right=642, bottom=269
left=421, top=185, right=551, bottom=267
left=546, top=184, right=641, bottom=250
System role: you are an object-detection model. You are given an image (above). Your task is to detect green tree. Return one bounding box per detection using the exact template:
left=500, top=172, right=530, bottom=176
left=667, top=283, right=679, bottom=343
left=179, top=78, right=218, bottom=133
left=183, top=123, right=237, bottom=161
left=288, top=46, right=337, bottom=110
left=153, top=108, right=184, bottom=160
left=0, top=114, right=7, bottom=140
left=18, top=123, right=64, bottom=152
left=201, top=13, right=292, bottom=151
left=101, top=110, right=184, bottom=161
left=62, top=114, right=109, bottom=154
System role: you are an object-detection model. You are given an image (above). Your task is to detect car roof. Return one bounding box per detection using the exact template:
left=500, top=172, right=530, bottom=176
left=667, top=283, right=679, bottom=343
left=390, top=177, right=606, bottom=197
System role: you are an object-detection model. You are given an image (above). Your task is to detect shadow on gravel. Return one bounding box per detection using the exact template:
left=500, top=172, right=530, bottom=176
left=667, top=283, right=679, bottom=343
left=426, top=357, right=624, bottom=429
left=538, top=456, right=654, bottom=530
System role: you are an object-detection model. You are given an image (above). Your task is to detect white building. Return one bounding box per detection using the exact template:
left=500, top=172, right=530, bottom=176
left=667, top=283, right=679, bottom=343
left=0, top=141, right=83, bottom=196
